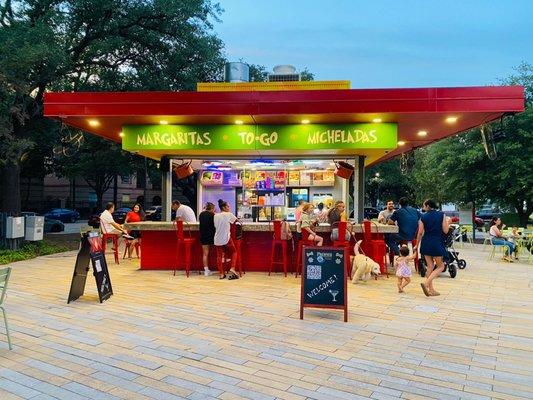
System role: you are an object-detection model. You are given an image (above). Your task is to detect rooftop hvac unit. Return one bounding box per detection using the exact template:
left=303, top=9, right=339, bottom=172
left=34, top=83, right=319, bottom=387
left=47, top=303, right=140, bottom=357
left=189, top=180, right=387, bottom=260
left=268, top=65, right=300, bottom=82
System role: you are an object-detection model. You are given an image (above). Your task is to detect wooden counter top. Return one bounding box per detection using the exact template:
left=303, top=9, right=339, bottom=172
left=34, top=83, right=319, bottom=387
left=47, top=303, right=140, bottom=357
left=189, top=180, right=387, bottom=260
left=124, top=221, right=398, bottom=233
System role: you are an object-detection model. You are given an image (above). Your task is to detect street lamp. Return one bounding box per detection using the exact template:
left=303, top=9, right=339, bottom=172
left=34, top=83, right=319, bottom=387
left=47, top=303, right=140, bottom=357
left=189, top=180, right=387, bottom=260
left=372, top=172, right=382, bottom=208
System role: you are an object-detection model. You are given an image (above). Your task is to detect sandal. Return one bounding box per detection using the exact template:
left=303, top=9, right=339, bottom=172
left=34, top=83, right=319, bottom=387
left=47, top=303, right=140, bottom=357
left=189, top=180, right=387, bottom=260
left=227, top=271, right=239, bottom=280
left=420, top=283, right=430, bottom=297
left=219, top=274, right=227, bottom=280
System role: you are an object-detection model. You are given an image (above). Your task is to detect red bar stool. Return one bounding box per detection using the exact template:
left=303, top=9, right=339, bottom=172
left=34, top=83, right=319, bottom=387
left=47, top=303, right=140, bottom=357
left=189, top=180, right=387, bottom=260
left=173, top=220, right=195, bottom=277
left=100, top=218, right=119, bottom=264
left=123, top=241, right=140, bottom=259
left=269, top=220, right=291, bottom=277
left=295, top=229, right=314, bottom=277
left=363, top=220, right=388, bottom=277
left=332, top=221, right=353, bottom=276
left=230, top=220, right=244, bottom=276
left=216, top=246, right=228, bottom=276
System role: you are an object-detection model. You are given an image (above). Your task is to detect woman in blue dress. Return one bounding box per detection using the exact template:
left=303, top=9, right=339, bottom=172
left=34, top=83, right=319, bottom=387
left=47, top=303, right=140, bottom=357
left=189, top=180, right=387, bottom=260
left=415, top=199, right=450, bottom=297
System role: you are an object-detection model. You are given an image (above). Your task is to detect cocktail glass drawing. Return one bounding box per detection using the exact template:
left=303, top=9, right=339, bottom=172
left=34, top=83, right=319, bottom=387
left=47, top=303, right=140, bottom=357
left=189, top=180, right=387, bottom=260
left=329, top=289, right=339, bottom=302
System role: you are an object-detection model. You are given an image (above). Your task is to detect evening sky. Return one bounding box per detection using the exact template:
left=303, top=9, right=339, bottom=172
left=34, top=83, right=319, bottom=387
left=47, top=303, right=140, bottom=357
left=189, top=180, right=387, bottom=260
left=216, top=0, right=533, bottom=87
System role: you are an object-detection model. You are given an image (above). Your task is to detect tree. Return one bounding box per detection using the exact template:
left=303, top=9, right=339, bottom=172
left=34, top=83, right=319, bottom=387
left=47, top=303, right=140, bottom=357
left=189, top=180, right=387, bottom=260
left=365, top=159, right=414, bottom=207
left=0, top=0, right=225, bottom=215
left=54, top=134, right=140, bottom=211
left=409, top=63, right=533, bottom=226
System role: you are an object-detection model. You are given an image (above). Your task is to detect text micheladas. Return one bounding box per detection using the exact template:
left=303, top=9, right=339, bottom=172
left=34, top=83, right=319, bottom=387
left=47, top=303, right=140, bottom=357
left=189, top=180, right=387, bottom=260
left=134, top=128, right=378, bottom=147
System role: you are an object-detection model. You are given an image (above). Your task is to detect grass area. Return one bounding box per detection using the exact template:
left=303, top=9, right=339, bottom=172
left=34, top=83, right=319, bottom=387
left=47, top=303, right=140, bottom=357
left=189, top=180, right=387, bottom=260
left=0, top=241, right=69, bottom=265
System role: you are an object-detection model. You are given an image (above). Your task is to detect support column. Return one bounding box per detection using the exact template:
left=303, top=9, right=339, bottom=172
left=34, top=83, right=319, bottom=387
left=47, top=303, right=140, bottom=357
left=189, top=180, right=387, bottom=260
left=353, top=156, right=365, bottom=223
left=161, top=157, right=172, bottom=222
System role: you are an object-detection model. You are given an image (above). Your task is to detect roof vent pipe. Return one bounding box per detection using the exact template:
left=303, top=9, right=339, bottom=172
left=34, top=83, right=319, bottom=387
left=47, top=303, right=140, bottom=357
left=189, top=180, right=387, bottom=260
left=224, top=62, right=250, bottom=83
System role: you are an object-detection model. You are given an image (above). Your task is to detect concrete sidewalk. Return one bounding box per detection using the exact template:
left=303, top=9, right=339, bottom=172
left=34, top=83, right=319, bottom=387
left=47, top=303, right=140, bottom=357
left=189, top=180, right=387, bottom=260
left=0, top=245, right=532, bottom=399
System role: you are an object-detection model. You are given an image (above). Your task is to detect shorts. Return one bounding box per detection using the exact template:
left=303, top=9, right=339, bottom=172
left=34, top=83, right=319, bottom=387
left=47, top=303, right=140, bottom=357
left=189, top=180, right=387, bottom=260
left=200, top=236, right=214, bottom=246
left=217, top=238, right=236, bottom=257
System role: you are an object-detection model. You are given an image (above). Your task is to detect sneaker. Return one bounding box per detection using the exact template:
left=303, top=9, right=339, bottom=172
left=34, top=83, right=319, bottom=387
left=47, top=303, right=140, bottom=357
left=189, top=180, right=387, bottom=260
left=204, top=269, right=213, bottom=277
left=122, top=233, right=134, bottom=240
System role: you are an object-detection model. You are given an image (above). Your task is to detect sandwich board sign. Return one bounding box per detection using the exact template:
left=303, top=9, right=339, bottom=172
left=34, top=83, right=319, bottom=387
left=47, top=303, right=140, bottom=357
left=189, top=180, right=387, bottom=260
left=300, top=246, right=348, bottom=322
left=68, top=231, right=113, bottom=304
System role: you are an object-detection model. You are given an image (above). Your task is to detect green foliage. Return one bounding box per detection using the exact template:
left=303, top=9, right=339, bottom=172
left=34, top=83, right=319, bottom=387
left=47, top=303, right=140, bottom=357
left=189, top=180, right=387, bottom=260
left=0, top=241, right=68, bottom=265
left=366, top=159, right=414, bottom=206
left=0, top=0, right=226, bottom=214
left=409, top=63, right=533, bottom=225
left=54, top=134, right=141, bottom=209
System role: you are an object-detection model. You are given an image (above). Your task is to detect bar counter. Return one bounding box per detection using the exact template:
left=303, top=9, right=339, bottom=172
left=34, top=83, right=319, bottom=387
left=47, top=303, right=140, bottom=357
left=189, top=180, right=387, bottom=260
left=124, top=221, right=398, bottom=272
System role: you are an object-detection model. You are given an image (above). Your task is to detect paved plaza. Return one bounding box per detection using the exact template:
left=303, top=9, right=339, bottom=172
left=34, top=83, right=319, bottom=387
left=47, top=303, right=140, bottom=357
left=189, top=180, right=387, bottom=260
left=1, top=245, right=532, bottom=400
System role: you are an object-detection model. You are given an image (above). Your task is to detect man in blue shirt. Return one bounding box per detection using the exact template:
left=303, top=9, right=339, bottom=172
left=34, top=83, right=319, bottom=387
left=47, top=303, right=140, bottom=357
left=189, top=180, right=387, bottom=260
left=386, top=197, right=421, bottom=255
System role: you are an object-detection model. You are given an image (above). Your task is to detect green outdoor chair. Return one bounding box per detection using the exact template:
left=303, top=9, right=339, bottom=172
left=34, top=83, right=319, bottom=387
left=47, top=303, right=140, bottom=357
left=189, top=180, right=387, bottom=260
left=0, top=267, right=13, bottom=350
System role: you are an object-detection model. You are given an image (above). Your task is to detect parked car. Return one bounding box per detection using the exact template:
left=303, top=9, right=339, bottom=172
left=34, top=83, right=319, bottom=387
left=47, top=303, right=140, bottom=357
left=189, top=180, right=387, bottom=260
left=364, top=207, right=380, bottom=220
left=112, top=207, right=131, bottom=224
left=145, top=206, right=162, bottom=221
left=44, top=217, right=65, bottom=233
left=475, top=207, right=501, bottom=221
left=43, top=208, right=80, bottom=223
left=87, top=214, right=100, bottom=229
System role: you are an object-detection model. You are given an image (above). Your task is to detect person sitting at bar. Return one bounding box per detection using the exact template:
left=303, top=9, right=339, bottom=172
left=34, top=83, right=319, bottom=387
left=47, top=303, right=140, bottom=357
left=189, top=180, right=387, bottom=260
left=378, top=200, right=395, bottom=224
left=100, top=202, right=134, bottom=239
left=386, top=197, right=421, bottom=255
left=315, top=202, right=329, bottom=223
left=300, top=203, right=323, bottom=246
left=124, top=202, right=145, bottom=257
left=171, top=200, right=196, bottom=222
left=214, top=199, right=240, bottom=280
left=328, top=200, right=351, bottom=241
left=294, top=199, right=305, bottom=223
left=199, top=202, right=216, bottom=276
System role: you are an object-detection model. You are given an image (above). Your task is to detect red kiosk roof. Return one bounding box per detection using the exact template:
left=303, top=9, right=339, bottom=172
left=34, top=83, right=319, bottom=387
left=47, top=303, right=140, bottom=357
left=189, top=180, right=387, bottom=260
left=44, top=86, right=524, bottom=164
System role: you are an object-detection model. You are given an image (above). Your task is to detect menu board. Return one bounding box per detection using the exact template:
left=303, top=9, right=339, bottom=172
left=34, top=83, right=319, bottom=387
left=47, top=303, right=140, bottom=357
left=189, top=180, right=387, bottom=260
left=300, top=172, right=312, bottom=185
left=313, top=171, right=335, bottom=186
left=288, top=171, right=300, bottom=186
left=200, top=170, right=223, bottom=185
left=300, top=246, right=348, bottom=322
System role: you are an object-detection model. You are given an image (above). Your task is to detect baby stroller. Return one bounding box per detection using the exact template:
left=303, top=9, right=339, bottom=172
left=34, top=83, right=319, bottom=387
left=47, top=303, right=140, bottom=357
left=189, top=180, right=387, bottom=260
left=419, top=224, right=466, bottom=278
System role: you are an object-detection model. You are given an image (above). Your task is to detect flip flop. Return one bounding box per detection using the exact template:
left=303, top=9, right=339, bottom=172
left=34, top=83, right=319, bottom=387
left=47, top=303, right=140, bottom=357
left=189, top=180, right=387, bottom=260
left=228, top=272, right=239, bottom=280
left=420, top=283, right=430, bottom=297
left=219, top=274, right=227, bottom=280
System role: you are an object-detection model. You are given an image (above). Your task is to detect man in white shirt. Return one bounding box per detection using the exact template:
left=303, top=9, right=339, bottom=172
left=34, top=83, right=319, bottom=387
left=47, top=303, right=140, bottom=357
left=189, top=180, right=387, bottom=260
left=171, top=200, right=196, bottom=222
left=378, top=200, right=395, bottom=224
left=100, top=202, right=133, bottom=239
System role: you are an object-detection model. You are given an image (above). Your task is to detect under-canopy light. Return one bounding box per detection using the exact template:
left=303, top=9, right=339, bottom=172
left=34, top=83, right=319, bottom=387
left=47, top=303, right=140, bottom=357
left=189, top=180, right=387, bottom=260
left=87, top=119, right=99, bottom=127
left=417, top=130, right=428, bottom=137
left=235, top=120, right=244, bottom=125
left=445, top=116, right=458, bottom=123
left=301, top=119, right=310, bottom=124
left=372, top=118, right=382, bottom=123
left=397, top=141, right=406, bottom=146
left=159, top=120, right=168, bottom=125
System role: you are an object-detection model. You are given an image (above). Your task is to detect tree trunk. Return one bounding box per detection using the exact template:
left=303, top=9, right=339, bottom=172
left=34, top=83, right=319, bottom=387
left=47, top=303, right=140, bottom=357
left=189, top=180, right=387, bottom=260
left=0, top=162, right=21, bottom=215
left=96, top=190, right=104, bottom=212
left=113, top=175, right=118, bottom=206
left=514, top=200, right=532, bottom=228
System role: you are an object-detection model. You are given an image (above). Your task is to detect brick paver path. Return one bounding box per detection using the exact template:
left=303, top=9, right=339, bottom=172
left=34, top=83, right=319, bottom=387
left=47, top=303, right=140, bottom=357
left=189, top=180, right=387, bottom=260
left=1, top=245, right=532, bottom=399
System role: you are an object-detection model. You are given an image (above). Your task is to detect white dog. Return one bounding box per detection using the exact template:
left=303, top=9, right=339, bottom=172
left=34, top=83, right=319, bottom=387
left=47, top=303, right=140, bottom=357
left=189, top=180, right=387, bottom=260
left=351, top=240, right=381, bottom=283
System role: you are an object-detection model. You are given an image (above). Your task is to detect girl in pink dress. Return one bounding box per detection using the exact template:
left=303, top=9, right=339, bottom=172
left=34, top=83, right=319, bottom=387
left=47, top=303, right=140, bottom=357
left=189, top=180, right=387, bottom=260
left=395, top=245, right=416, bottom=293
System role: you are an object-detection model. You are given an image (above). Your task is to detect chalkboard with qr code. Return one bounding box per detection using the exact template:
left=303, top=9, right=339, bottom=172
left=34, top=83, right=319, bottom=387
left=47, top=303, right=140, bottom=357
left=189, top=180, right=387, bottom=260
left=302, top=247, right=346, bottom=306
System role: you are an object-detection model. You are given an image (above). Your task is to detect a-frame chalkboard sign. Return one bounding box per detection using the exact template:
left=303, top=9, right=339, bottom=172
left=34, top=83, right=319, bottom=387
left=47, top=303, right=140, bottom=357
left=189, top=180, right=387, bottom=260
left=300, top=246, right=348, bottom=322
left=68, top=231, right=113, bottom=304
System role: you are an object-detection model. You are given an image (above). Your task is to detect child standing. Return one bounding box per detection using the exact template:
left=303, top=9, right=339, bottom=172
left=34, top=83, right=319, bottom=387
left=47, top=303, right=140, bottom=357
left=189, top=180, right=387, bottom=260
left=395, top=245, right=415, bottom=293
